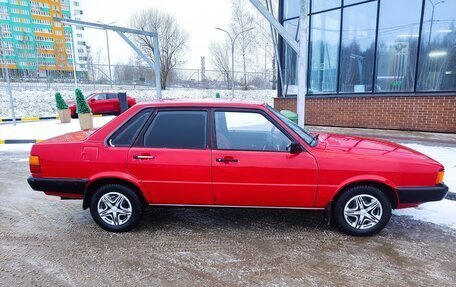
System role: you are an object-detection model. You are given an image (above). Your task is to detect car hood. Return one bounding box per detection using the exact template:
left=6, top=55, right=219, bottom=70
left=315, top=133, right=440, bottom=165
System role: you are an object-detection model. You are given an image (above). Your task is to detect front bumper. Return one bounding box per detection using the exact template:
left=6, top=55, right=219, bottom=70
left=28, top=177, right=88, bottom=195
left=397, top=183, right=449, bottom=204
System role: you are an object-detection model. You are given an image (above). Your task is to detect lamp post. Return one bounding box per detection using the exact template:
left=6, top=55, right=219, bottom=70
left=428, top=0, right=445, bottom=45
left=215, top=27, right=255, bottom=97
left=97, top=21, right=116, bottom=88
left=0, top=26, right=16, bottom=125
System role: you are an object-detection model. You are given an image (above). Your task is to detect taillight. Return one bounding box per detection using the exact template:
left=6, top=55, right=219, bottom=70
left=436, top=170, right=445, bottom=185
left=29, top=155, right=41, bottom=173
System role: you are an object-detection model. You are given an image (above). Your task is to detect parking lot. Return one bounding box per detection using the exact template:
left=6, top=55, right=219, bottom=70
left=1, top=148, right=455, bottom=286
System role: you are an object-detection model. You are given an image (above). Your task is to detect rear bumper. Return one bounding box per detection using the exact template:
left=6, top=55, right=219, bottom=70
left=28, top=177, right=88, bottom=195
left=397, top=184, right=449, bottom=204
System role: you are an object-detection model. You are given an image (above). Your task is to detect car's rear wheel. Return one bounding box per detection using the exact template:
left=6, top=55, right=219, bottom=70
left=89, top=184, right=144, bottom=232
left=71, top=112, right=78, bottom=119
left=333, top=186, right=392, bottom=236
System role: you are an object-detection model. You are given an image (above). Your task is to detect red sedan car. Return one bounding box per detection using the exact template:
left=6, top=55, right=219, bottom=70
left=28, top=100, right=448, bottom=236
left=69, top=92, right=136, bottom=118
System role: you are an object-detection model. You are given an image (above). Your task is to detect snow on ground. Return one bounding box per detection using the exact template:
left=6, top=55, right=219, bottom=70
left=0, top=116, right=114, bottom=140
left=0, top=87, right=275, bottom=118
left=1, top=117, right=456, bottom=230
left=394, top=200, right=456, bottom=230
left=392, top=142, right=456, bottom=230
left=401, top=143, right=456, bottom=194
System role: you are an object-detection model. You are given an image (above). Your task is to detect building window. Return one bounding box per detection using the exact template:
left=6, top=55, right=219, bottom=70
left=283, top=0, right=300, bottom=19
left=417, top=0, right=456, bottom=91
left=282, top=18, right=299, bottom=95
left=279, top=0, right=456, bottom=95
left=311, top=0, right=340, bottom=13
left=375, top=0, right=421, bottom=92
left=339, top=1, right=377, bottom=93
left=309, top=9, right=340, bottom=94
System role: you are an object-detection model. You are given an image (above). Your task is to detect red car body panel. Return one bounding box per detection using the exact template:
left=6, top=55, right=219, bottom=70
left=29, top=100, right=446, bottom=210
left=69, top=92, right=136, bottom=116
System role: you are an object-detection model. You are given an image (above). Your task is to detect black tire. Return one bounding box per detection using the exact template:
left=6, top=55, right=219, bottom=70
left=333, top=185, right=392, bottom=236
left=71, top=112, right=78, bottom=119
left=89, top=184, right=145, bottom=232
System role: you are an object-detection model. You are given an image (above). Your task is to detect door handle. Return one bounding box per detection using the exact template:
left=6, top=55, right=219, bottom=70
left=216, top=158, right=238, bottom=163
left=133, top=155, right=155, bottom=160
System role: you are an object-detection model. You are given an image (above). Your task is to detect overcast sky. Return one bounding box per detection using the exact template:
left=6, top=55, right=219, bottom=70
left=82, top=0, right=233, bottom=69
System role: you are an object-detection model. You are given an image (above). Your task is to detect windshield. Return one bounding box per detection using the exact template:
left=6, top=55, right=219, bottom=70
left=267, top=105, right=317, bottom=147
left=85, top=93, right=95, bottom=100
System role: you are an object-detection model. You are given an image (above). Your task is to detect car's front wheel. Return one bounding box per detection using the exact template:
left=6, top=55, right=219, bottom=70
left=333, top=186, right=392, bottom=236
left=89, top=184, right=144, bottom=232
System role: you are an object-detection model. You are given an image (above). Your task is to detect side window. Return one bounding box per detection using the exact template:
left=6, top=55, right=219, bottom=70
left=215, top=111, right=292, bottom=152
left=94, top=94, right=107, bottom=100
left=143, top=111, right=207, bottom=149
left=109, top=110, right=151, bottom=147
left=107, top=94, right=118, bottom=100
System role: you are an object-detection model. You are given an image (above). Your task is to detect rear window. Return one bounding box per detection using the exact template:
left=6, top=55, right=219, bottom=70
left=143, top=111, right=207, bottom=149
left=109, top=110, right=152, bottom=147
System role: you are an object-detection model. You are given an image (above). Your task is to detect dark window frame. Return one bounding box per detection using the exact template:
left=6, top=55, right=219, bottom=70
left=134, top=107, right=211, bottom=150
left=105, top=108, right=154, bottom=148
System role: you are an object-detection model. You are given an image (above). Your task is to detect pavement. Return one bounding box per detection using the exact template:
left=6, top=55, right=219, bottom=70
left=1, top=149, right=456, bottom=286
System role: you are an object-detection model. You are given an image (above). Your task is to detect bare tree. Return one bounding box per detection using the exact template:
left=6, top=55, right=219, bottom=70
left=230, top=0, right=256, bottom=90
left=130, top=8, right=189, bottom=90
left=209, top=40, right=232, bottom=89
left=252, top=2, right=277, bottom=90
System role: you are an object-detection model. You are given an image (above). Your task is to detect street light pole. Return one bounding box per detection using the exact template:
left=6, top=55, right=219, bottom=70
left=215, top=27, right=255, bottom=97
left=69, top=27, right=78, bottom=88
left=0, top=26, right=16, bottom=125
left=98, top=21, right=116, bottom=89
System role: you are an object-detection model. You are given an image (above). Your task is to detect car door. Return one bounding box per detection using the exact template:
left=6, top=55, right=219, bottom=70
left=211, top=109, right=318, bottom=207
left=89, top=93, right=109, bottom=114
left=128, top=109, right=213, bottom=205
left=106, top=93, right=120, bottom=113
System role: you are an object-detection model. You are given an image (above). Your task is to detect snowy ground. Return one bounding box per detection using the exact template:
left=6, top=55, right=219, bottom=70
left=0, top=87, right=275, bottom=118
left=0, top=116, right=114, bottom=140
left=391, top=143, right=456, bottom=230
left=1, top=117, right=455, bottom=231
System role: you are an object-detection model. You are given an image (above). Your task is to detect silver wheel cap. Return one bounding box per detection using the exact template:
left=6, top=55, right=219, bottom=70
left=97, top=192, right=133, bottom=226
left=344, top=194, right=383, bottom=230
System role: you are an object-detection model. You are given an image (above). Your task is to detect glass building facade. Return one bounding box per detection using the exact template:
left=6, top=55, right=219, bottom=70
left=279, top=0, right=456, bottom=96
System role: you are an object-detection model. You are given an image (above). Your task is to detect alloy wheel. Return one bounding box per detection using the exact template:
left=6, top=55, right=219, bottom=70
left=343, top=194, right=383, bottom=230
left=97, top=192, right=133, bottom=226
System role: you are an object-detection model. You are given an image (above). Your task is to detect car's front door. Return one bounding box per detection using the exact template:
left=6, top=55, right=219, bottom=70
left=89, top=93, right=109, bottom=114
left=211, top=110, right=318, bottom=207
left=128, top=109, right=213, bottom=205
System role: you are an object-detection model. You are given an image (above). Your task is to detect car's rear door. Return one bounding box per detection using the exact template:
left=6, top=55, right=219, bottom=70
left=128, top=108, right=213, bottom=205
left=211, top=109, right=318, bottom=207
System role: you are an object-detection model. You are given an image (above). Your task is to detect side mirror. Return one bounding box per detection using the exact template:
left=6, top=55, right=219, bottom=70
left=288, top=141, right=302, bottom=154
left=90, top=98, right=95, bottom=102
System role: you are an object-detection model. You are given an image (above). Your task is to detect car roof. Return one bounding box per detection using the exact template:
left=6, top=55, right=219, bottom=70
left=134, top=98, right=267, bottom=108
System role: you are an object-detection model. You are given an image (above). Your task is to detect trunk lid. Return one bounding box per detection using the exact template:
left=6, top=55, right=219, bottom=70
left=41, top=129, right=98, bottom=143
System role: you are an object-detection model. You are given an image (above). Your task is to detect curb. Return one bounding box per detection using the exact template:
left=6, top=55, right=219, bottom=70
left=0, top=114, right=107, bottom=123
left=446, top=192, right=456, bottom=201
